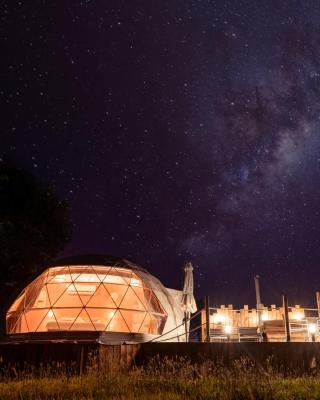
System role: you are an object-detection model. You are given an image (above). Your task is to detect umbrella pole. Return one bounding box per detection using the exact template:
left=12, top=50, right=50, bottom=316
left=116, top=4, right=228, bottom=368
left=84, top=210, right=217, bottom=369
left=184, top=311, right=190, bottom=342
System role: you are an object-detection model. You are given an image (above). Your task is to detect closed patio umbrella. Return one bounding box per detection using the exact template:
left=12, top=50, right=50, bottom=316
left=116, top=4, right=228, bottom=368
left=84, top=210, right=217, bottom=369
left=181, top=262, right=197, bottom=341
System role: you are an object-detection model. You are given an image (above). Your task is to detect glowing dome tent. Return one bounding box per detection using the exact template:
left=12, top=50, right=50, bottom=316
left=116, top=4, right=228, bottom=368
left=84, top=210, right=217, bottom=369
left=6, top=255, right=188, bottom=342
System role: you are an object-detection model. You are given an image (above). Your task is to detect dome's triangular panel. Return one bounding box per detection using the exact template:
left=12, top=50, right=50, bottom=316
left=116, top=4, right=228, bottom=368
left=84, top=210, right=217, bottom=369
left=120, top=309, right=146, bottom=333
left=46, top=282, right=69, bottom=307
left=105, top=310, right=130, bottom=332
left=119, top=286, right=146, bottom=311
left=113, top=267, right=133, bottom=285
left=103, top=267, right=128, bottom=285
left=50, top=308, right=83, bottom=331
left=85, top=283, right=117, bottom=308
left=72, top=267, right=97, bottom=283
left=151, top=313, right=167, bottom=334
left=19, top=312, right=29, bottom=333
left=7, top=311, right=22, bottom=334
left=46, top=266, right=73, bottom=284
left=47, top=309, right=61, bottom=331
left=143, top=287, right=166, bottom=314
left=103, top=283, right=128, bottom=307
left=69, top=308, right=95, bottom=331
left=90, top=265, right=112, bottom=282
left=139, top=313, right=167, bottom=335
left=130, top=286, right=150, bottom=310
left=66, top=281, right=97, bottom=307
left=24, top=275, right=46, bottom=309
left=128, top=272, right=143, bottom=287
left=53, top=283, right=84, bottom=308
left=86, top=308, right=116, bottom=331
left=24, top=308, right=49, bottom=332
left=9, top=291, right=25, bottom=313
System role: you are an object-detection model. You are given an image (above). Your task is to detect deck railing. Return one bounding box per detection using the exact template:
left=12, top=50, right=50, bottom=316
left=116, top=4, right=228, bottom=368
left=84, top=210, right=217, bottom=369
left=200, top=305, right=320, bottom=342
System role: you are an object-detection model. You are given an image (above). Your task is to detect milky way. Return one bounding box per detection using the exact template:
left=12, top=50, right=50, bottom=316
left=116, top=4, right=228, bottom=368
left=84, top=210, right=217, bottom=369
left=2, top=1, right=320, bottom=306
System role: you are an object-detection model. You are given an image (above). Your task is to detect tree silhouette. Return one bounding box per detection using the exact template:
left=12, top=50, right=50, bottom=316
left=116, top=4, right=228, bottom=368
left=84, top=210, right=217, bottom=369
left=0, top=161, right=71, bottom=333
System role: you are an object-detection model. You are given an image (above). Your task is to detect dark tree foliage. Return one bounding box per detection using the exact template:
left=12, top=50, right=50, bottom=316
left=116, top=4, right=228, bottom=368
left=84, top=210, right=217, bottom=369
left=0, top=162, right=71, bottom=327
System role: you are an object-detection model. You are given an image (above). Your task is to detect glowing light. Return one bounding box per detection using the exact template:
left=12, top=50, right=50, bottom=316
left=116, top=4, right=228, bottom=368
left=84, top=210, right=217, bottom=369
left=108, top=311, right=115, bottom=329
left=103, top=275, right=126, bottom=284
left=261, top=313, right=269, bottom=321
left=53, top=273, right=134, bottom=285
left=110, top=292, right=119, bottom=301
left=293, top=312, right=304, bottom=320
left=130, top=278, right=141, bottom=287
left=309, top=324, right=317, bottom=334
left=213, top=314, right=226, bottom=324
left=76, top=274, right=101, bottom=282
left=48, top=309, right=53, bottom=317
left=54, top=274, right=66, bottom=282
left=224, top=325, right=232, bottom=334
left=67, top=284, right=96, bottom=294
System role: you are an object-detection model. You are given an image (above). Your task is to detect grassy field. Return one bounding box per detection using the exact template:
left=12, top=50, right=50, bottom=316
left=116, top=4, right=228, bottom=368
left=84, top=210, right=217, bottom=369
left=0, top=357, right=320, bottom=399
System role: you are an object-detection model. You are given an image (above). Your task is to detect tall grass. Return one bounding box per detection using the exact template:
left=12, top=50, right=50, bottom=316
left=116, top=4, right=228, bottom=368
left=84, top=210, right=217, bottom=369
left=0, top=356, right=320, bottom=399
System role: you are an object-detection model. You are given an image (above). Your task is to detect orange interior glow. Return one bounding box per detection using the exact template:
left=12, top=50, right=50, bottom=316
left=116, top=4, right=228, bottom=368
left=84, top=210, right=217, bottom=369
left=6, top=266, right=167, bottom=335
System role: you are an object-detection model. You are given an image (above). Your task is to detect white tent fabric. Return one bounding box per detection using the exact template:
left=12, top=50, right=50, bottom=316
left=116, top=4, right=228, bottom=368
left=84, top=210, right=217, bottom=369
left=137, top=271, right=186, bottom=342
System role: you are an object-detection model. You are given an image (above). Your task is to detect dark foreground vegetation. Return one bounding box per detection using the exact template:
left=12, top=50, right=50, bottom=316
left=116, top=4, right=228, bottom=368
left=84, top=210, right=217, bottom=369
left=1, top=357, right=320, bottom=400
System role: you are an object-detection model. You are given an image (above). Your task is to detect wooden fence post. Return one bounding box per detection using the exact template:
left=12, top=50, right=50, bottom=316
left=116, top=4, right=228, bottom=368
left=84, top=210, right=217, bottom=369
left=205, top=296, right=210, bottom=343
left=283, top=294, right=291, bottom=342
left=316, top=291, right=320, bottom=318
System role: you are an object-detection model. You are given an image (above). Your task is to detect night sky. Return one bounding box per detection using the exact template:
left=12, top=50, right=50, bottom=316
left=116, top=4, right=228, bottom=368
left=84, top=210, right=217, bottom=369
left=2, top=1, right=320, bottom=308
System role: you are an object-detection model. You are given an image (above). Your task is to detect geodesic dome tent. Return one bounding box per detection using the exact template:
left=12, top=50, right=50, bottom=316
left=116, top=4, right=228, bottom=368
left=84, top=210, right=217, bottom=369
left=6, top=255, right=186, bottom=341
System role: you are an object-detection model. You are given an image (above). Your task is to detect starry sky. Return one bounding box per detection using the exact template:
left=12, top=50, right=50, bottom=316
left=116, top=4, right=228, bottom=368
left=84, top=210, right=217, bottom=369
left=2, top=1, right=320, bottom=308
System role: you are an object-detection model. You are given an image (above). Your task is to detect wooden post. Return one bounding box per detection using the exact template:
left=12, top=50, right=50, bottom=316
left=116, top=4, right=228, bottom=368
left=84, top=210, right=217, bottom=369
left=205, top=296, right=210, bottom=343
left=184, top=312, right=189, bottom=342
left=79, top=346, right=85, bottom=374
left=282, top=294, right=291, bottom=342
left=254, top=275, right=262, bottom=308
left=316, top=291, right=320, bottom=318
left=200, top=309, right=206, bottom=342
left=254, top=275, right=262, bottom=328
